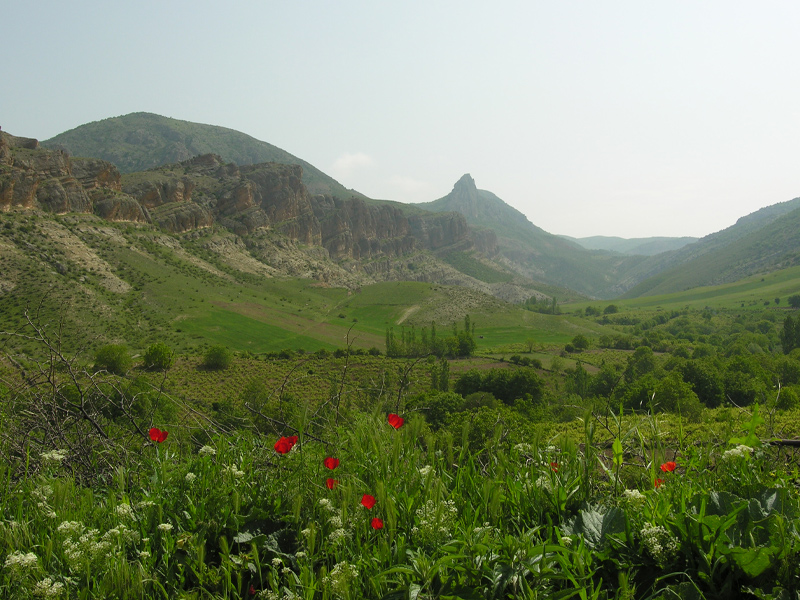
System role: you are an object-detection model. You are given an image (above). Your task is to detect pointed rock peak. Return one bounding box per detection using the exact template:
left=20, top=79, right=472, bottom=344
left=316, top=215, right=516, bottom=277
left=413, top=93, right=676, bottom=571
left=453, top=173, right=476, bottom=193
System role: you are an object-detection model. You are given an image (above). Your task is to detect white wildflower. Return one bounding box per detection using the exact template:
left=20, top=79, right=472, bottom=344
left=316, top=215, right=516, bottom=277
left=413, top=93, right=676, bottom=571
left=136, top=500, right=155, bottom=510
left=327, top=515, right=343, bottom=528
left=324, top=562, right=359, bottom=597
left=41, top=449, right=68, bottom=464
left=4, top=550, right=38, bottom=569
left=329, top=528, right=351, bottom=544
left=223, top=465, right=245, bottom=478
left=418, top=465, right=433, bottom=477
left=185, top=472, right=197, bottom=484
left=622, top=489, right=647, bottom=507
left=723, top=445, right=754, bottom=461
left=198, top=445, right=217, bottom=456
left=413, top=499, right=458, bottom=548
left=33, top=577, right=64, bottom=597
left=271, top=557, right=282, bottom=567
left=300, top=528, right=312, bottom=538
left=295, top=551, right=307, bottom=559
left=138, top=551, right=151, bottom=559
left=157, top=523, right=173, bottom=532
left=57, top=521, right=83, bottom=535
left=115, top=503, right=134, bottom=519
left=318, top=498, right=335, bottom=512
left=640, top=524, right=679, bottom=567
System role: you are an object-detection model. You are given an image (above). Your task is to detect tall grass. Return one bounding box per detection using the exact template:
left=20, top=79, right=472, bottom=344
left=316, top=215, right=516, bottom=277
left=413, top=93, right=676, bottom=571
left=1, top=405, right=799, bottom=599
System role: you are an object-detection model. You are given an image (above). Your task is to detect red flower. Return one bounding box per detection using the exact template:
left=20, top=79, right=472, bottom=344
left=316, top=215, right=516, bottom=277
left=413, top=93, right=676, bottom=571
left=274, top=435, right=299, bottom=454
left=387, top=413, right=404, bottom=429
left=325, top=478, right=338, bottom=490
left=361, top=494, right=376, bottom=509
left=654, top=478, right=665, bottom=489
left=550, top=462, right=559, bottom=472
left=371, top=517, right=384, bottom=529
left=324, top=457, right=340, bottom=470
left=249, top=585, right=257, bottom=596
left=149, top=427, right=169, bottom=443
left=660, top=461, right=677, bottom=473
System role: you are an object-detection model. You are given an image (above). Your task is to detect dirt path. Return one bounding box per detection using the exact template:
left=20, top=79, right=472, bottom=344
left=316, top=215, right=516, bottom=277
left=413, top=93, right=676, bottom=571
left=397, top=304, right=419, bottom=325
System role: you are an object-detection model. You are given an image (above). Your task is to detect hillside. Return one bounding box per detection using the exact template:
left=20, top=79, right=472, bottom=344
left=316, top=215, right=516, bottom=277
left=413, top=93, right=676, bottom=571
left=42, top=112, right=362, bottom=199
left=562, top=235, right=698, bottom=256
left=623, top=198, right=800, bottom=298
left=415, top=175, right=644, bottom=298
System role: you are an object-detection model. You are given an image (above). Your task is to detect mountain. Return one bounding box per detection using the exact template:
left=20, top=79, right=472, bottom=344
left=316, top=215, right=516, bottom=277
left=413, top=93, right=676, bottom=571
left=415, top=175, right=644, bottom=298
left=42, top=112, right=360, bottom=199
left=562, top=235, right=698, bottom=256
left=622, top=197, right=800, bottom=297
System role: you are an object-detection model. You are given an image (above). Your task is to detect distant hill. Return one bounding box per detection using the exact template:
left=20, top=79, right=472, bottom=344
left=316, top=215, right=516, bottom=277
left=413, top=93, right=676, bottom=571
left=622, top=197, right=800, bottom=297
left=42, top=112, right=361, bottom=199
left=415, top=175, right=643, bottom=298
left=561, top=235, right=698, bottom=256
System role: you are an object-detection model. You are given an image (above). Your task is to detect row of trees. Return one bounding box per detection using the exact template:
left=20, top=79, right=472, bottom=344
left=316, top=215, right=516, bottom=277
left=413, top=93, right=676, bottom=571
left=385, top=316, right=477, bottom=358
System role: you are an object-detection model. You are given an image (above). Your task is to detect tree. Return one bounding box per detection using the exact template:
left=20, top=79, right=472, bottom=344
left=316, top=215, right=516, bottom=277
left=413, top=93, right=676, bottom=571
left=782, top=314, right=799, bottom=354
left=789, top=294, right=800, bottom=309
left=143, top=343, right=174, bottom=371
left=94, top=344, right=131, bottom=375
left=203, top=345, right=232, bottom=370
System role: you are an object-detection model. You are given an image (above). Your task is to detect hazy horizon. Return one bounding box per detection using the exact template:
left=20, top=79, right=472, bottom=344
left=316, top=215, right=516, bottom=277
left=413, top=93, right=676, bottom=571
left=4, top=1, right=799, bottom=239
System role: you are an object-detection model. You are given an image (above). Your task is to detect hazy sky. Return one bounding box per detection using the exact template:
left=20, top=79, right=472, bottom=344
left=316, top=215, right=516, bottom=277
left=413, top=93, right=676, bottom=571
left=4, top=1, right=800, bottom=238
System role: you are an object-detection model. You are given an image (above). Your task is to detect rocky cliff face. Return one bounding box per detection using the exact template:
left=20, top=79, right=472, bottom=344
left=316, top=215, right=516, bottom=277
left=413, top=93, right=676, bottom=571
left=1, top=131, right=476, bottom=267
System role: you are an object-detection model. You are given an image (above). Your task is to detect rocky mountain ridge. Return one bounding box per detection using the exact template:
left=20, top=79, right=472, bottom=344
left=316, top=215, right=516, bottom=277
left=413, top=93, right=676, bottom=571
left=2, top=130, right=543, bottom=303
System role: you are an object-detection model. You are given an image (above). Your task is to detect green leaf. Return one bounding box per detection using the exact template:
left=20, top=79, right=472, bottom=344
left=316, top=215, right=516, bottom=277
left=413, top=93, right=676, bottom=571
left=729, top=546, right=775, bottom=578
left=563, top=506, right=626, bottom=550
left=612, top=437, right=623, bottom=468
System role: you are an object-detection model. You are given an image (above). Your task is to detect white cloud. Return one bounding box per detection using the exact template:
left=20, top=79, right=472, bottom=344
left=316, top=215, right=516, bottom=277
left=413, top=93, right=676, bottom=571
left=330, top=152, right=375, bottom=175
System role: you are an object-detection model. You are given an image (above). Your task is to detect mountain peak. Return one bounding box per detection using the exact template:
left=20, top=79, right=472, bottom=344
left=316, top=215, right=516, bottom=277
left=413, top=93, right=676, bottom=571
left=453, top=173, right=476, bottom=193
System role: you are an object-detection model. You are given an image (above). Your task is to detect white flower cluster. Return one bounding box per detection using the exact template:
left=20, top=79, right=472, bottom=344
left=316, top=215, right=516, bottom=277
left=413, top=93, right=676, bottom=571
left=535, top=475, right=553, bottom=493
left=418, top=465, right=433, bottom=477
left=324, top=562, right=359, bottom=598
left=33, top=577, right=64, bottom=597
left=198, top=445, right=217, bottom=456
left=318, top=498, right=335, bottom=512
left=258, top=590, right=298, bottom=600
left=513, top=443, right=534, bottom=454
left=157, top=523, right=173, bottom=532
left=722, top=445, right=754, bottom=461
left=328, top=527, right=351, bottom=545
left=41, top=449, right=68, bottom=464
left=32, top=486, right=57, bottom=519
left=472, top=522, right=499, bottom=539
left=640, top=524, right=679, bottom=567
left=4, top=550, right=38, bottom=570
left=115, top=503, right=134, bottom=519
left=622, top=489, right=647, bottom=507
left=223, top=465, right=245, bottom=478
left=185, top=472, right=197, bottom=484
left=59, top=521, right=139, bottom=573
left=412, top=499, right=458, bottom=548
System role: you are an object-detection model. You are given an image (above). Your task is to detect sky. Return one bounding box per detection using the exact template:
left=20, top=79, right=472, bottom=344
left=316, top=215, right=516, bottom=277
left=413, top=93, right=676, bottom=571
left=3, top=1, right=800, bottom=239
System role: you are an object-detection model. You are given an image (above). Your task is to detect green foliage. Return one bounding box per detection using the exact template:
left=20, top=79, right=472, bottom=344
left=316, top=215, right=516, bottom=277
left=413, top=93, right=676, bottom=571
left=94, top=344, right=132, bottom=375
left=789, top=294, right=800, bottom=308
left=202, top=345, right=232, bottom=370
left=142, top=342, right=174, bottom=371
left=454, top=367, right=544, bottom=405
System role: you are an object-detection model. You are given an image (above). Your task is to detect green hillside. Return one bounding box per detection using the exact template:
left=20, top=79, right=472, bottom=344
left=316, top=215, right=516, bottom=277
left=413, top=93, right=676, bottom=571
left=624, top=204, right=800, bottom=298
left=416, top=174, right=644, bottom=298
left=42, top=112, right=362, bottom=199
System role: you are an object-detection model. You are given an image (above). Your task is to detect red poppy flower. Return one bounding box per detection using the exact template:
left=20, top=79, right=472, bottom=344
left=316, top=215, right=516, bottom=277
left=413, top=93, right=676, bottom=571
left=660, top=461, right=677, bottom=473
left=371, top=517, right=384, bottom=529
left=274, top=435, right=299, bottom=454
left=249, top=585, right=257, bottom=596
left=361, top=494, right=376, bottom=509
left=550, top=462, right=559, bottom=472
left=387, top=413, right=404, bottom=429
left=324, top=457, right=340, bottom=470
left=149, top=427, right=169, bottom=443
left=654, top=478, right=665, bottom=489
left=326, top=478, right=338, bottom=490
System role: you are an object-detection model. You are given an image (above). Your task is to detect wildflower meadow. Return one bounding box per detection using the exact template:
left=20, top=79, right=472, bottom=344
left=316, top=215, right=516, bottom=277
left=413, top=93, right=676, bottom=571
left=2, top=398, right=799, bottom=599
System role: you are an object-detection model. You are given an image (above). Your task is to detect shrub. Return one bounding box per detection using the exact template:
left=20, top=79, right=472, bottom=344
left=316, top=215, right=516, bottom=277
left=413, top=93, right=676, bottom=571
left=203, top=345, right=232, bottom=370
left=94, top=344, right=131, bottom=375
left=143, top=343, right=174, bottom=371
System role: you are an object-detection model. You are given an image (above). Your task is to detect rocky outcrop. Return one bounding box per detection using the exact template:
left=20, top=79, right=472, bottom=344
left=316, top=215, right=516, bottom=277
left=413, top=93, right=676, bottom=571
left=0, top=132, right=92, bottom=213
left=71, top=158, right=122, bottom=191
left=150, top=202, right=213, bottom=233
